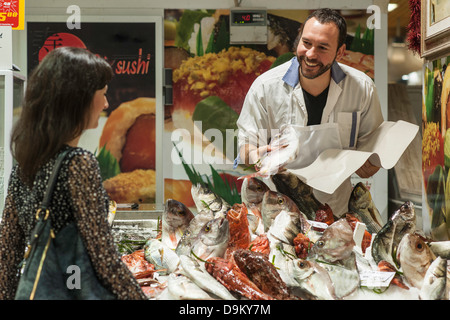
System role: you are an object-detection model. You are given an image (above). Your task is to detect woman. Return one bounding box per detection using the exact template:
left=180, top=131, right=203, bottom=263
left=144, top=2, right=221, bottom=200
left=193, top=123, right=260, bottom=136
left=0, top=47, right=147, bottom=300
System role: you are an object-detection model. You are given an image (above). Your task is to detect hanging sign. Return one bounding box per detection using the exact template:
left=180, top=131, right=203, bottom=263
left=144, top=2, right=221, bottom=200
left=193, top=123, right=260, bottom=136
left=0, top=0, right=24, bottom=30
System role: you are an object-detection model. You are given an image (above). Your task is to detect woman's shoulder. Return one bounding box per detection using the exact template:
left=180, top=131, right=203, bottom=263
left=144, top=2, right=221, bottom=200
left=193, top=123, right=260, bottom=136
left=63, top=146, right=99, bottom=169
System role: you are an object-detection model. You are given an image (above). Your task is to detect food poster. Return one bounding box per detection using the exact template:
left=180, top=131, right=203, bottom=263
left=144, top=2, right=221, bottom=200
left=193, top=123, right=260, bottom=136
left=422, top=55, right=450, bottom=240
left=27, top=22, right=158, bottom=204
left=163, top=9, right=375, bottom=208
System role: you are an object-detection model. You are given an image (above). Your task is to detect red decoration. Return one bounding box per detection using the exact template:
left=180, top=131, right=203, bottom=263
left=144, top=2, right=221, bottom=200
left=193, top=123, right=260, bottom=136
left=406, top=0, right=421, bottom=55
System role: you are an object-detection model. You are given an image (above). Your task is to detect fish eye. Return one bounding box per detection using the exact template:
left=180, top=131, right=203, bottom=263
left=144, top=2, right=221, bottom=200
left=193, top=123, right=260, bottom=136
left=298, top=261, right=307, bottom=269
left=204, top=225, right=211, bottom=232
left=416, top=242, right=423, bottom=251
left=277, top=197, right=284, bottom=205
left=316, top=240, right=325, bottom=248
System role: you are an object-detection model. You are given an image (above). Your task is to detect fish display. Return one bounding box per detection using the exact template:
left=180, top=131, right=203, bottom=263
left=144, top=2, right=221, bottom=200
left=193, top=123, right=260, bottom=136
left=348, top=182, right=383, bottom=234
left=161, top=199, right=195, bottom=249
left=240, top=177, right=270, bottom=218
left=114, top=181, right=450, bottom=300
left=271, top=171, right=322, bottom=220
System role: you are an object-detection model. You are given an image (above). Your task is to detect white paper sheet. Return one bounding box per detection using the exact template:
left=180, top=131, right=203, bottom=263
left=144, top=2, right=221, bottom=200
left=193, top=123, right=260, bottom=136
left=289, top=120, right=419, bottom=194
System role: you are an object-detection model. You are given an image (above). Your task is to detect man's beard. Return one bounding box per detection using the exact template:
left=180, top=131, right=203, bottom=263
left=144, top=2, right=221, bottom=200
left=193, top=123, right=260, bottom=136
left=298, top=55, right=334, bottom=79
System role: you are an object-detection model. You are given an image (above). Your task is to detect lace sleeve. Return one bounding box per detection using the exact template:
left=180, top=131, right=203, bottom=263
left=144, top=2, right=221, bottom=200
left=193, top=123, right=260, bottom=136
left=0, top=178, right=26, bottom=300
left=67, top=152, right=146, bottom=300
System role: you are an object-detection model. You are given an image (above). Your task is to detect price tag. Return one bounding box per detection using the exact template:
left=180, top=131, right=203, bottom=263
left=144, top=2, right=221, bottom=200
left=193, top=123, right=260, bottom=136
left=0, top=0, right=24, bottom=30
left=307, top=220, right=328, bottom=230
left=359, top=270, right=395, bottom=288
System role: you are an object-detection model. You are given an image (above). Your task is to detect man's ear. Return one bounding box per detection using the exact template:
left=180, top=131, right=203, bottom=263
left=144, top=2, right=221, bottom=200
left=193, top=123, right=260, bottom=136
left=336, top=43, right=346, bottom=60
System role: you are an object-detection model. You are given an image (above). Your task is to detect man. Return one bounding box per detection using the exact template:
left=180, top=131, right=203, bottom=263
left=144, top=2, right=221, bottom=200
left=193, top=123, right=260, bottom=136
left=236, top=8, right=384, bottom=217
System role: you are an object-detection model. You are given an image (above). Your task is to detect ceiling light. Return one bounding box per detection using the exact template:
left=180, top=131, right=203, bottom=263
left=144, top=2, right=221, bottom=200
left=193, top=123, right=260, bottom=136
left=388, top=3, right=399, bottom=12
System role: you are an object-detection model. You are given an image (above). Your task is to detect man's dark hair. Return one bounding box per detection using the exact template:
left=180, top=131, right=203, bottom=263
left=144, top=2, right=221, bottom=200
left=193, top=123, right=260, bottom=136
left=299, top=8, right=347, bottom=49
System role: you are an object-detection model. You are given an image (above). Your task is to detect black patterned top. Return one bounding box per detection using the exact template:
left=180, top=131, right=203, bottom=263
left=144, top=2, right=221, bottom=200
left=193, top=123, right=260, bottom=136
left=0, top=146, right=147, bottom=300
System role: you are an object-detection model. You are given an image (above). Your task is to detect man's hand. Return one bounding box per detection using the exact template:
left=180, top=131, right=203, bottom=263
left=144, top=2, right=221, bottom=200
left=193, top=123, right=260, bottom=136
left=240, top=144, right=271, bottom=171
left=356, top=159, right=380, bottom=178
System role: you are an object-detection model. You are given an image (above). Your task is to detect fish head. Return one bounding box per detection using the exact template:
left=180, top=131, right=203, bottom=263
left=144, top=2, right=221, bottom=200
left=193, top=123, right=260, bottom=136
left=310, top=219, right=355, bottom=262
left=349, top=182, right=371, bottom=210
left=227, top=203, right=249, bottom=223
left=396, top=233, right=435, bottom=268
left=242, top=177, right=270, bottom=206
left=191, top=218, right=230, bottom=259
left=392, top=201, right=416, bottom=222
left=262, top=191, right=300, bottom=216
left=191, top=183, right=222, bottom=212
left=290, top=259, right=315, bottom=281
left=163, top=199, right=195, bottom=228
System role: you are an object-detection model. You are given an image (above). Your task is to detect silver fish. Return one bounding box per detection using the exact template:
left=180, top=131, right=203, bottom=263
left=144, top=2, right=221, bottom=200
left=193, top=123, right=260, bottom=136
left=191, top=183, right=230, bottom=218
left=309, top=219, right=356, bottom=263
left=179, top=255, right=236, bottom=300
left=396, top=233, right=436, bottom=289
left=271, top=171, right=322, bottom=220
left=190, top=217, right=230, bottom=260
left=161, top=199, right=195, bottom=249
left=175, top=210, right=214, bottom=256
left=348, top=182, right=383, bottom=234
left=268, top=209, right=307, bottom=245
left=371, top=201, right=416, bottom=266
left=428, top=240, right=450, bottom=259
left=261, top=190, right=310, bottom=233
left=161, top=273, right=214, bottom=300
left=144, top=238, right=180, bottom=275
left=288, top=258, right=337, bottom=300
left=419, top=256, right=448, bottom=300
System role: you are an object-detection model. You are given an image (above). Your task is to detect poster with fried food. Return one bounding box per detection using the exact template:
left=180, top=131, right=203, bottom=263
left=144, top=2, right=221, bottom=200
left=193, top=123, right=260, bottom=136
left=27, top=22, right=158, bottom=204
left=163, top=9, right=375, bottom=208
left=422, top=55, right=450, bottom=240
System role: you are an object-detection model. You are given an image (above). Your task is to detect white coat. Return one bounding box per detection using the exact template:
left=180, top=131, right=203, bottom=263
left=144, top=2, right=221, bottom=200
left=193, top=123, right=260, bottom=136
left=236, top=57, right=384, bottom=217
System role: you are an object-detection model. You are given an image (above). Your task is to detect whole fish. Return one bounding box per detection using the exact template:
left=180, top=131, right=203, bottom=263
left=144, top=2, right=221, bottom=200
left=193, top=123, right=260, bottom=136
left=348, top=182, right=383, bottom=234
left=371, top=201, right=416, bottom=266
left=240, top=177, right=270, bottom=218
left=144, top=238, right=180, bottom=275
left=161, top=273, right=214, bottom=300
left=179, top=255, right=236, bottom=300
left=205, top=256, right=274, bottom=300
left=396, top=233, right=436, bottom=289
left=232, top=249, right=296, bottom=300
left=428, top=240, right=450, bottom=259
left=419, top=256, right=447, bottom=300
left=190, top=217, right=230, bottom=260
left=288, top=258, right=336, bottom=300
left=309, top=219, right=356, bottom=263
left=225, top=203, right=251, bottom=257
left=261, top=190, right=310, bottom=232
left=191, top=183, right=230, bottom=217
left=271, top=170, right=322, bottom=220
left=161, top=199, right=195, bottom=249
left=239, top=124, right=300, bottom=179
left=175, top=209, right=214, bottom=256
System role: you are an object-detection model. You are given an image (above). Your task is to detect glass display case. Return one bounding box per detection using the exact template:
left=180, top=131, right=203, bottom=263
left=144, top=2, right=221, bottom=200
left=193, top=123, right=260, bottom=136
left=0, top=70, right=25, bottom=215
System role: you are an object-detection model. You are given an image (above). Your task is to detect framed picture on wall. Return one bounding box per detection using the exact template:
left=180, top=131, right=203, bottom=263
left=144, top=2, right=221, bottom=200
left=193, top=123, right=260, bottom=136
left=421, top=0, right=450, bottom=59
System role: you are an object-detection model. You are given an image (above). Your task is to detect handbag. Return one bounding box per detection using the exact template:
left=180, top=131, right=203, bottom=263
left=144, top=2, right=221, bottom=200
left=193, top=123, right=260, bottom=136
left=15, top=149, right=116, bottom=300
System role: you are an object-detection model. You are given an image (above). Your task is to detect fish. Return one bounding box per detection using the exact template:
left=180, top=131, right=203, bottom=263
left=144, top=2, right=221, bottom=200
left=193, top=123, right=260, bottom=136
left=232, top=249, right=296, bottom=300
left=191, top=183, right=230, bottom=218
left=345, top=213, right=372, bottom=254
left=419, top=256, right=448, bottom=300
left=190, top=217, right=230, bottom=260
left=178, top=255, right=236, bottom=300
left=268, top=209, right=308, bottom=245
left=249, top=234, right=271, bottom=256
left=121, top=249, right=156, bottom=279
left=288, top=258, right=336, bottom=300
left=225, top=203, right=251, bottom=257
left=261, top=190, right=310, bottom=233
left=396, top=233, right=436, bottom=289
left=268, top=236, right=299, bottom=288
left=144, top=238, right=180, bottom=275
left=239, top=124, right=300, bottom=179
left=160, top=272, right=214, bottom=300
left=293, top=233, right=313, bottom=259
left=175, top=209, right=214, bottom=256
left=271, top=170, right=322, bottom=220
left=240, top=177, right=270, bottom=218
left=309, top=219, right=356, bottom=263
left=348, top=182, right=383, bottom=234
left=313, top=203, right=335, bottom=231
left=371, top=201, right=416, bottom=266
left=428, top=240, right=450, bottom=259
left=205, top=256, right=274, bottom=300
left=161, top=199, right=195, bottom=249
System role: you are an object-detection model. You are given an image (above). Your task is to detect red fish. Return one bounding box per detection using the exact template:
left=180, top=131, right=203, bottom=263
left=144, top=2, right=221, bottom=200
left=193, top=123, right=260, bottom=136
left=314, top=204, right=335, bottom=231
left=205, top=256, right=274, bottom=300
left=225, top=203, right=251, bottom=258
left=121, top=249, right=155, bottom=279
left=377, top=260, right=409, bottom=290
left=293, top=233, right=313, bottom=259
left=249, top=234, right=270, bottom=256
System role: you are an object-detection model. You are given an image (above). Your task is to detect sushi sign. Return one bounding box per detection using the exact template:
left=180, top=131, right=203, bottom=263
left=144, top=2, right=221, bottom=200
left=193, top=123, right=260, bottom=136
left=0, top=0, right=24, bottom=30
